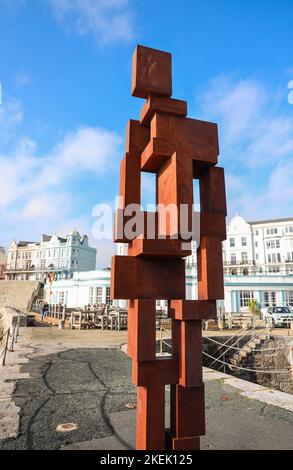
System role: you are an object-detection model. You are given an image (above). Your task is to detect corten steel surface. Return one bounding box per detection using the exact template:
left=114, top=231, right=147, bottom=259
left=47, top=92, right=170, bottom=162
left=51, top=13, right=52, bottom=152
left=111, top=44, right=227, bottom=450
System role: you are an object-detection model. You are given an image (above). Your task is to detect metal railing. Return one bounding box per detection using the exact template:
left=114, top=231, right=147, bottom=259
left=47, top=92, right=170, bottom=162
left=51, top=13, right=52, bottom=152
left=207, top=318, right=271, bottom=369
left=0, top=312, right=21, bottom=366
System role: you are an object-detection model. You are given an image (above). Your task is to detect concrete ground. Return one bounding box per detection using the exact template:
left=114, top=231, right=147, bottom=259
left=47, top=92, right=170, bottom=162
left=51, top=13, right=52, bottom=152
left=0, top=325, right=293, bottom=450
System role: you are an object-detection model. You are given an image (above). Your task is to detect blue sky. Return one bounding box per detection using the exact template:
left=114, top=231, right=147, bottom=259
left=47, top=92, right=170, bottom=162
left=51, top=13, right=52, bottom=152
left=0, top=0, right=293, bottom=266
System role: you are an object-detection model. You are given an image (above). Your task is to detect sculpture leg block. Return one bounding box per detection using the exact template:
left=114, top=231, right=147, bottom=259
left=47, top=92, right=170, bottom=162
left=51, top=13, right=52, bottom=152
left=170, top=384, right=205, bottom=437
left=166, top=431, right=200, bottom=450
left=179, top=320, right=203, bottom=387
left=136, top=384, right=165, bottom=450
left=127, top=299, right=156, bottom=361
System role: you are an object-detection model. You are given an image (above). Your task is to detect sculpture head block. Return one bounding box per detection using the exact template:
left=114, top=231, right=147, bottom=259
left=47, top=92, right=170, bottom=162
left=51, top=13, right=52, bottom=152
left=132, top=45, right=172, bottom=99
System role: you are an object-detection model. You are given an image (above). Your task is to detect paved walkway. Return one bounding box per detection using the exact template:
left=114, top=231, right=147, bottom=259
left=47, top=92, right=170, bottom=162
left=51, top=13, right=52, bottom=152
left=0, top=326, right=293, bottom=450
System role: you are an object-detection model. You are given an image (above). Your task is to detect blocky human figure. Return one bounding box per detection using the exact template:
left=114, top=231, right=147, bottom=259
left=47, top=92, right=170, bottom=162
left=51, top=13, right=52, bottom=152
left=111, top=44, right=227, bottom=450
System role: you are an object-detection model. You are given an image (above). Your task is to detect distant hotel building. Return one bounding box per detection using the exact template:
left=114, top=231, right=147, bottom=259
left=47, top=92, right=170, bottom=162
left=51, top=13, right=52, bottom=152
left=222, top=215, right=293, bottom=276
left=5, top=229, right=97, bottom=282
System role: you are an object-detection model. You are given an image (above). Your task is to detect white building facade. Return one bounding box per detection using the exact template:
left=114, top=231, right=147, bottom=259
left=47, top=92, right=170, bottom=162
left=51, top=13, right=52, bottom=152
left=6, top=230, right=97, bottom=282
left=44, top=269, right=116, bottom=308
left=223, top=215, right=293, bottom=276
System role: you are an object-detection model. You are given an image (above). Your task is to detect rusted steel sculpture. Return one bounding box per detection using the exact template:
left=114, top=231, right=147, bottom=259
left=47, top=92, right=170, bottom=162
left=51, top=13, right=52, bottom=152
left=111, top=45, right=227, bottom=450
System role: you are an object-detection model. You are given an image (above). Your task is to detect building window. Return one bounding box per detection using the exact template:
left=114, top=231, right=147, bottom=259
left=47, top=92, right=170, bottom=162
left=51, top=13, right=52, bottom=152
left=263, top=291, right=277, bottom=307
left=59, top=292, right=65, bottom=304
left=255, top=253, right=259, bottom=260
left=230, top=254, right=236, bottom=264
left=230, top=238, right=235, bottom=248
left=285, top=291, right=293, bottom=306
left=255, top=241, right=258, bottom=248
left=241, top=237, right=247, bottom=247
left=254, top=230, right=259, bottom=236
left=239, top=291, right=254, bottom=307
left=241, top=252, right=248, bottom=263
left=266, top=228, right=278, bottom=235
left=106, top=287, right=111, bottom=305
left=268, top=266, right=280, bottom=273
left=95, top=287, right=103, bottom=304
left=243, top=268, right=249, bottom=275
left=276, top=240, right=280, bottom=248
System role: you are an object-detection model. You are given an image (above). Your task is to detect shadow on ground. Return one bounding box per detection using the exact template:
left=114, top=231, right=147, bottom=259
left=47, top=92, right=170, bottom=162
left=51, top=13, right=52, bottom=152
left=0, top=349, right=136, bottom=450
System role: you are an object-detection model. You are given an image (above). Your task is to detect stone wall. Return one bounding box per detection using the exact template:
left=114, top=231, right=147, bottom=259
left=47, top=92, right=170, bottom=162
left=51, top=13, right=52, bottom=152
left=203, top=335, right=293, bottom=395
left=0, top=281, right=42, bottom=312
left=0, top=306, right=27, bottom=332
left=242, top=337, right=293, bottom=394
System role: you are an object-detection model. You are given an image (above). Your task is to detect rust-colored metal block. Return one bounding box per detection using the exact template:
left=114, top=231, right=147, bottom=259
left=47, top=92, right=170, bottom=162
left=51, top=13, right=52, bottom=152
left=141, top=137, right=218, bottom=174
left=141, top=138, right=173, bottom=173
left=126, top=119, right=150, bottom=155
left=179, top=321, right=203, bottom=387
left=199, top=166, right=227, bottom=215
left=128, top=236, right=191, bottom=258
left=170, top=300, right=217, bottom=320
left=197, top=237, right=224, bottom=300
left=151, top=113, right=219, bottom=161
left=111, top=256, right=186, bottom=300
left=170, top=384, right=205, bottom=437
left=137, top=385, right=165, bottom=450
left=114, top=208, right=144, bottom=243
left=132, top=45, right=172, bottom=99
left=157, top=153, right=194, bottom=239
left=140, top=95, right=187, bottom=126
left=165, top=430, right=200, bottom=450
left=119, top=152, right=141, bottom=209
left=133, top=358, right=179, bottom=386
left=114, top=210, right=158, bottom=243
left=200, top=212, right=226, bottom=240
left=128, top=300, right=156, bottom=361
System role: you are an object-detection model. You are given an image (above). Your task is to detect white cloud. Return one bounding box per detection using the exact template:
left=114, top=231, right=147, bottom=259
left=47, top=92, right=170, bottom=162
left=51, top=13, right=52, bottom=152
left=196, top=75, right=293, bottom=220
left=0, top=99, right=23, bottom=146
left=14, top=70, right=32, bottom=87
left=0, top=119, right=122, bottom=264
left=49, top=0, right=134, bottom=45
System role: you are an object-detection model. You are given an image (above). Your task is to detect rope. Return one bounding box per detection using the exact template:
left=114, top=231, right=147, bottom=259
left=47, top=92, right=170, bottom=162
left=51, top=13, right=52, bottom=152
left=203, top=351, right=291, bottom=374
left=204, top=335, right=286, bottom=352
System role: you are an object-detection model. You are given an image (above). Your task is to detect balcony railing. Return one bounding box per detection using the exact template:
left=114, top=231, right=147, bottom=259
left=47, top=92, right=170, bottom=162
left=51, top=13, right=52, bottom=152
left=5, top=265, right=70, bottom=273
left=223, top=260, right=254, bottom=266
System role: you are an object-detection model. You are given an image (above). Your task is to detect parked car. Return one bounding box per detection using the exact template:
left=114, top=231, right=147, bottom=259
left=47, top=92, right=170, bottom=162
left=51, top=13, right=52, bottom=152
left=263, top=306, right=293, bottom=327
